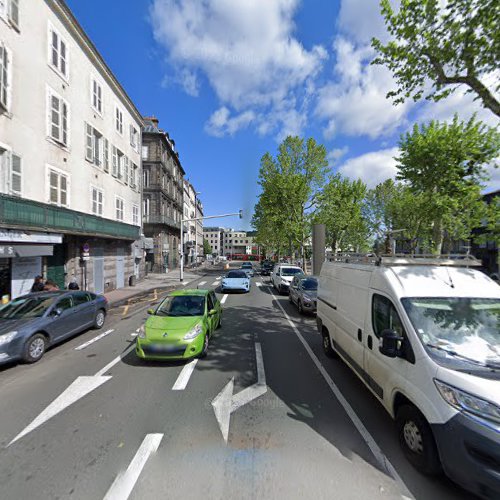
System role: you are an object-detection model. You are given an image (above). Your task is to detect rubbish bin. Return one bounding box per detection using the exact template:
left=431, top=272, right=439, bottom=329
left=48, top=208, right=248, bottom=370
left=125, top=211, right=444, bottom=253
left=129, top=275, right=136, bottom=286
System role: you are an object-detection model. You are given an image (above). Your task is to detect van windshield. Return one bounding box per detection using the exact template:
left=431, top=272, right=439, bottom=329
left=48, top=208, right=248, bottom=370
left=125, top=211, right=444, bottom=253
left=401, top=297, right=500, bottom=367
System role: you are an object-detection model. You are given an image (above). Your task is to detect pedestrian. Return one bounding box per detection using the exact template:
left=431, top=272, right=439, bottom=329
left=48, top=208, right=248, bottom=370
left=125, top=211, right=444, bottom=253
left=31, top=275, right=45, bottom=292
left=68, top=276, right=80, bottom=290
left=44, top=279, right=59, bottom=291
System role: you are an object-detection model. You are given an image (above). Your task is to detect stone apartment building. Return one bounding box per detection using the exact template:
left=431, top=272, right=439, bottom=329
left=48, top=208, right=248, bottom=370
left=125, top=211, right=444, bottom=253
left=203, top=227, right=223, bottom=256
left=142, top=117, right=184, bottom=272
left=0, top=0, right=144, bottom=299
left=182, top=179, right=203, bottom=266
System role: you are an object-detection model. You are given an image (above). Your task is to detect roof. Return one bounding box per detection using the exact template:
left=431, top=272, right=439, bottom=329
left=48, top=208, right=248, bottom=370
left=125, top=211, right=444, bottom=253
left=168, top=289, right=209, bottom=297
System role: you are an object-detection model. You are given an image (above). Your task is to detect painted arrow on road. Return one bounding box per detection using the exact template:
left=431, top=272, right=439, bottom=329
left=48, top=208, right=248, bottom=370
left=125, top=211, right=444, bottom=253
left=212, top=342, right=267, bottom=443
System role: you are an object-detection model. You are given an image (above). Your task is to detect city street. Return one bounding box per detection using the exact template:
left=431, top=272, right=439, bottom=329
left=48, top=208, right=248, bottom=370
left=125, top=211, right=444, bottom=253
left=0, top=266, right=473, bottom=500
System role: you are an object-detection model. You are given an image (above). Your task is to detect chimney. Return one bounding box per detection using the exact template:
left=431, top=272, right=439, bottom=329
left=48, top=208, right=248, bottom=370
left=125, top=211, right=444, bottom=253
left=144, top=115, right=159, bottom=127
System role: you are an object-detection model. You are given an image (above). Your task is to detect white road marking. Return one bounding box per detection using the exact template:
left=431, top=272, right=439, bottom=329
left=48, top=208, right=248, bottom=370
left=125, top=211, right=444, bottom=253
left=75, top=329, right=114, bottom=350
left=212, top=342, right=267, bottom=443
left=130, top=333, right=138, bottom=338
left=220, top=294, right=228, bottom=304
left=211, top=281, right=220, bottom=286
left=8, top=343, right=136, bottom=446
left=216, top=276, right=221, bottom=279
left=198, top=281, right=207, bottom=286
left=256, top=282, right=262, bottom=287
left=269, top=289, right=413, bottom=500
left=103, top=433, right=163, bottom=500
left=172, top=359, right=198, bottom=391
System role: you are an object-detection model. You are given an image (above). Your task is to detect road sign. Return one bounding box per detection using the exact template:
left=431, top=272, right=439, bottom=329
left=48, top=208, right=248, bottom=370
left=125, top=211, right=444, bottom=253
left=82, top=243, right=90, bottom=253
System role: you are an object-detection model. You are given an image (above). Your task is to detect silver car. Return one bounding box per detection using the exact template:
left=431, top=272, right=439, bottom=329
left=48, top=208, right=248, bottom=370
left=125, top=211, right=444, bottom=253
left=289, top=275, right=318, bottom=314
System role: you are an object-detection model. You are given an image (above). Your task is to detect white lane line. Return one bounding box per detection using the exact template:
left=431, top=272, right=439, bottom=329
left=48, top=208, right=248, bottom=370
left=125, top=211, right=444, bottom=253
left=269, top=289, right=413, bottom=500
left=256, top=282, right=262, bottom=287
left=220, top=294, right=228, bottom=304
left=94, top=343, right=135, bottom=377
left=172, top=359, right=198, bottom=391
left=75, top=329, right=114, bottom=350
left=198, top=281, right=207, bottom=286
left=130, top=333, right=137, bottom=338
left=103, top=433, right=163, bottom=500
left=211, top=280, right=220, bottom=286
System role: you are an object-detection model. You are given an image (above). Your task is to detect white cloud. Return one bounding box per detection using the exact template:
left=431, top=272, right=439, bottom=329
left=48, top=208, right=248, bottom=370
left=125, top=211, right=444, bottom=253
left=150, top=0, right=327, bottom=138
left=484, top=164, right=500, bottom=193
left=205, top=107, right=255, bottom=137
left=337, top=147, right=399, bottom=188
left=316, top=38, right=412, bottom=139
left=327, top=146, right=349, bottom=165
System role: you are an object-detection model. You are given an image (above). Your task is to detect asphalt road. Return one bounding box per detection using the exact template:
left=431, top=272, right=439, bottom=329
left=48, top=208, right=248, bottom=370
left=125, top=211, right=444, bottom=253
left=0, top=266, right=473, bottom=500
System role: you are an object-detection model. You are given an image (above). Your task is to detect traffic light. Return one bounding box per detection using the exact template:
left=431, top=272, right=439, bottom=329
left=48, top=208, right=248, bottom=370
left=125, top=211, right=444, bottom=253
left=239, top=209, right=243, bottom=219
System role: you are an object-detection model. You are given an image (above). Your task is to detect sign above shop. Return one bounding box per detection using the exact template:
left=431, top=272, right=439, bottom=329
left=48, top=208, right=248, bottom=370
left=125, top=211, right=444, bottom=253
left=0, top=231, right=63, bottom=244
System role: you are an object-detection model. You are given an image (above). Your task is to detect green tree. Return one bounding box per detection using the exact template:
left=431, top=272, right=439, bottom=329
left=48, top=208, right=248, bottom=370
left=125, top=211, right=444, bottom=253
left=203, top=238, right=212, bottom=256
left=372, top=0, right=500, bottom=117
left=314, top=174, right=370, bottom=253
left=253, top=136, right=329, bottom=269
left=396, top=115, right=500, bottom=253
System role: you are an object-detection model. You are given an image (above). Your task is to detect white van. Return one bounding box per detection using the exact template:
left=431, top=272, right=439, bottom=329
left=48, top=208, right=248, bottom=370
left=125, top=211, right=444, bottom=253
left=317, top=255, right=500, bottom=498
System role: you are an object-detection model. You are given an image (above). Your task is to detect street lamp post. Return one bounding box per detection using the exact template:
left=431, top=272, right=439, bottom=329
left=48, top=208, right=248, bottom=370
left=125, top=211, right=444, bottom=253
left=180, top=210, right=242, bottom=282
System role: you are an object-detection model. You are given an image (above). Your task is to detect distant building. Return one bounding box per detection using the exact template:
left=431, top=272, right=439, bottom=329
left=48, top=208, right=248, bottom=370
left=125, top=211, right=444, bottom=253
left=203, top=227, right=223, bottom=256
left=0, top=0, right=144, bottom=298
left=222, top=229, right=252, bottom=258
left=142, top=117, right=184, bottom=272
left=182, top=179, right=203, bottom=266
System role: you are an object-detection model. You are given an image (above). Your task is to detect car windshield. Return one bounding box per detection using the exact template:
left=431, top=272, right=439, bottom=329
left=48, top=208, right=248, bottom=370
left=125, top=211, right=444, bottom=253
left=227, top=271, right=247, bottom=278
left=156, top=295, right=206, bottom=317
left=282, top=267, right=303, bottom=277
left=0, top=296, right=55, bottom=319
left=402, top=297, right=500, bottom=366
left=301, top=278, right=318, bottom=290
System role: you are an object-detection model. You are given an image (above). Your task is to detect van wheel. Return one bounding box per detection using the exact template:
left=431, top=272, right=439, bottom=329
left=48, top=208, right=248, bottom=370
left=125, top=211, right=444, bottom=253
left=322, top=330, right=337, bottom=358
left=396, top=405, right=442, bottom=476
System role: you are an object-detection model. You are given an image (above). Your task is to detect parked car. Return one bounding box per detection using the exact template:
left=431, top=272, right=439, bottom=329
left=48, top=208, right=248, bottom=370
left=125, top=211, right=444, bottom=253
left=240, top=262, right=254, bottom=277
left=0, top=291, right=108, bottom=365
left=221, top=270, right=251, bottom=293
left=317, top=256, right=500, bottom=498
left=289, top=275, right=318, bottom=314
left=136, top=289, right=221, bottom=360
left=271, top=264, right=304, bottom=294
left=260, top=261, right=274, bottom=276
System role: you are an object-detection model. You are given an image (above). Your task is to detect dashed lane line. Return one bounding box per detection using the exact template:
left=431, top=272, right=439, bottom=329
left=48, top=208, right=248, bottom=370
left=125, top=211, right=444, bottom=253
left=172, top=359, right=198, bottom=391
left=220, top=294, right=228, bottom=304
left=74, top=330, right=114, bottom=350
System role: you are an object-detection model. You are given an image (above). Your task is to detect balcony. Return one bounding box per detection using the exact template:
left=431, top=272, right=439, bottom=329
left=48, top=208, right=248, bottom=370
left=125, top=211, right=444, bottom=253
left=0, top=194, right=140, bottom=240
left=143, top=214, right=181, bottom=230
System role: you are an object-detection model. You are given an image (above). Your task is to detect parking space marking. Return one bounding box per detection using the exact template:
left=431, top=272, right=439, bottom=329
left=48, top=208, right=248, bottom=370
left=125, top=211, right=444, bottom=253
left=103, top=433, right=163, bottom=500
left=172, top=359, right=198, bottom=391
left=75, top=329, right=114, bottom=351
left=269, top=289, right=413, bottom=500
left=221, top=294, right=228, bottom=304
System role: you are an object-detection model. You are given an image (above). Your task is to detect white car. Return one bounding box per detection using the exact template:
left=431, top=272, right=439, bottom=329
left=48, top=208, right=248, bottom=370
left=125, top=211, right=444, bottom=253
left=220, top=270, right=251, bottom=293
left=271, top=264, right=303, bottom=294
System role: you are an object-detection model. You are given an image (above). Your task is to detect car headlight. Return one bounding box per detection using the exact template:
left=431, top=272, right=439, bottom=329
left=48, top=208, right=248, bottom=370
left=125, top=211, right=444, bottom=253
left=183, top=323, right=203, bottom=340
left=434, top=379, right=500, bottom=424
left=138, top=325, right=146, bottom=339
left=0, top=331, right=18, bottom=345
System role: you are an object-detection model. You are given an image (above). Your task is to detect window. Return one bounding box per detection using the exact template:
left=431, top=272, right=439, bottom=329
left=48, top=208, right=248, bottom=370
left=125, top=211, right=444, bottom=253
left=143, top=197, right=150, bottom=218
left=73, top=292, right=90, bottom=306
left=115, top=196, right=124, bottom=221
left=91, top=77, right=102, bottom=114
left=115, top=106, right=123, bottom=134
left=141, top=145, right=148, bottom=160
left=10, top=151, right=20, bottom=195
left=130, top=125, right=138, bottom=150
left=103, top=138, right=109, bottom=172
left=47, top=166, right=69, bottom=207
left=130, top=162, right=137, bottom=189
left=132, top=204, right=139, bottom=225
left=111, top=146, right=124, bottom=178
left=372, top=294, right=405, bottom=338
left=47, top=88, right=69, bottom=147
left=91, top=186, right=103, bottom=216
left=48, top=24, right=68, bottom=79
left=9, top=0, right=19, bottom=29
left=0, top=147, right=21, bottom=196
left=55, top=296, right=73, bottom=311
left=85, top=122, right=104, bottom=166
left=0, top=42, right=11, bottom=112
left=143, top=169, right=150, bottom=187
left=123, top=155, right=129, bottom=185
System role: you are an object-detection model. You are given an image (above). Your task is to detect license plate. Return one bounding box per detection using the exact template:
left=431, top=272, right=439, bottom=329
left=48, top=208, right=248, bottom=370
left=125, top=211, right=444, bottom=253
left=149, top=344, right=181, bottom=353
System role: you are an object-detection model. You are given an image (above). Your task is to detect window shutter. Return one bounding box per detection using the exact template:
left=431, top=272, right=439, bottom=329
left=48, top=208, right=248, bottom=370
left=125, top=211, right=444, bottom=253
left=10, top=153, right=21, bottom=195
left=0, top=44, right=7, bottom=110
left=103, top=138, right=109, bottom=172
left=9, top=0, right=19, bottom=28
left=61, top=100, right=68, bottom=146
left=123, top=156, right=129, bottom=185
left=112, top=146, right=118, bottom=177
left=85, top=122, right=93, bottom=161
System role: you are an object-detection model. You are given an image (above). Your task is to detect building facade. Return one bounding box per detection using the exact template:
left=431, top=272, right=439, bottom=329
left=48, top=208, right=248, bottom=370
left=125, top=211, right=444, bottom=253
left=0, top=0, right=144, bottom=298
left=195, top=196, right=204, bottom=263
left=203, top=227, right=223, bottom=256
left=182, top=179, right=203, bottom=266
left=142, top=117, right=184, bottom=272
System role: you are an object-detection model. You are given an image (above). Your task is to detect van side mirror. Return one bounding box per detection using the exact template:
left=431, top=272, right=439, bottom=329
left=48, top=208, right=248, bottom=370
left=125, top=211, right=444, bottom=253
left=379, top=329, right=403, bottom=358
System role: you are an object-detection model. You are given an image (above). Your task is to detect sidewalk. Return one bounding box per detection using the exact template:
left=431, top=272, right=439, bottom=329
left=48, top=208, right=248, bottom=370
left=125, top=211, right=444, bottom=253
left=104, top=267, right=205, bottom=308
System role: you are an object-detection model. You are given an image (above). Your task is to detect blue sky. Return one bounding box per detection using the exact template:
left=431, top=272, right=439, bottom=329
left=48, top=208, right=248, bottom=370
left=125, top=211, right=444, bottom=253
left=66, top=0, right=498, bottom=230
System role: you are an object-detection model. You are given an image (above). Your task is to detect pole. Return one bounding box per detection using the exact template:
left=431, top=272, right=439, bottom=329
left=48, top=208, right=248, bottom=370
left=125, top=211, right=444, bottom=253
left=312, top=224, right=326, bottom=276
left=180, top=223, right=184, bottom=282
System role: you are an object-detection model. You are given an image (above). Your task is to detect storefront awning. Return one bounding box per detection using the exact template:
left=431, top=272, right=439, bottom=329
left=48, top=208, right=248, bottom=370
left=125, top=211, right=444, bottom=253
left=12, top=245, right=54, bottom=257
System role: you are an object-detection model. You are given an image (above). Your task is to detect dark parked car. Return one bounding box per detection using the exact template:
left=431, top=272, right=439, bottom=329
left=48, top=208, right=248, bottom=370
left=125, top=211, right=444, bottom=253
left=0, top=291, right=108, bottom=365
left=289, top=275, right=318, bottom=314
left=260, top=261, right=274, bottom=276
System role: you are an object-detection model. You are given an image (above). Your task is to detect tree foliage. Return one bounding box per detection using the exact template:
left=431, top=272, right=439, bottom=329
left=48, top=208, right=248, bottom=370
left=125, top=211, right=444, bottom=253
left=372, top=0, right=500, bottom=117
left=203, top=238, right=212, bottom=256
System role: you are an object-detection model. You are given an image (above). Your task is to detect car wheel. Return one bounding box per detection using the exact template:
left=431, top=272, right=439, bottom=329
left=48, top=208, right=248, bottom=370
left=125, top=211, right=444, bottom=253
left=93, top=309, right=106, bottom=329
left=396, top=405, right=442, bottom=476
left=298, top=300, right=304, bottom=314
left=288, top=293, right=293, bottom=303
left=322, top=329, right=337, bottom=359
left=198, top=334, right=209, bottom=358
left=23, top=333, right=47, bottom=363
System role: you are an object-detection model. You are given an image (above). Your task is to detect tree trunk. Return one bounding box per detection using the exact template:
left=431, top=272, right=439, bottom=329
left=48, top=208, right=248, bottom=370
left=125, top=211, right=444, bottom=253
left=432, top=218, right=443, bottom=255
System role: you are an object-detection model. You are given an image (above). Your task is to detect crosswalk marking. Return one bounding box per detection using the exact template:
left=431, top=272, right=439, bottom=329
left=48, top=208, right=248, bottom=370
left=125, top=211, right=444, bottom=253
left=198, top=281, right=207, bottom=286
left=212, top=281, right=220, bottom=286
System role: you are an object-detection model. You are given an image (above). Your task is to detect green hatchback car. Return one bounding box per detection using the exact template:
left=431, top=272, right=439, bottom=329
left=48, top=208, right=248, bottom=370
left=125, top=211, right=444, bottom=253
left=136, top=289, right=222, bottom=360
